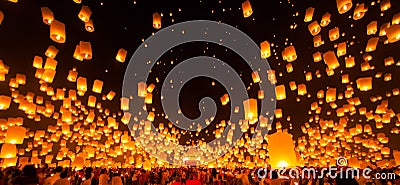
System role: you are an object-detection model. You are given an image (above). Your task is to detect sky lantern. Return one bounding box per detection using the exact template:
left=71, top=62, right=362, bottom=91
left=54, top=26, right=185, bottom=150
left=0, top=96, right=11, bottom=110
left=120, top=97, right=129, bottom=111
left=384, top=57, right=395, bottom=66
left=329, top=27, right=340, bottom=41
left=392, top=13, right=400, bottom=25
left=121, top=112, right=131, bottom=125
left=356, top=77, right=372, bottom=91
left=267, top=132, right=298, bottom=168
left=153, top=12, right=161, bottom=29
left=67, top=70, right=78, bottom=82
left=85, top=19, right=94, bottom=32
left=353, top=3, right=367, bottom=20
left=297, top=84, right=307, bottom=96
left=45, top=45, right=59, bottom=59
left=260, top=41, right=271, bottom=58
left=367, top=21, right=378, bottom=35
left=77, top=77, right=87, bottom=93
left=41, top=69, right=56, bottom=83
left=145, top=93, right=152, bottom=104
left=258, top=90, right=264, bottom=99
left=106, top=91, right=116, bottom=100
left=323, top=51, right=340, bottom=70
left=283, top=46, right=297, bottom=62
left=2, top=157, right=17, bottom=167
left=308, top=21, right=321, bottom=36
left=0, top=143, right=16, bottom=158
left=304, top=7, right=315, bottom=22
left=326, top=88, right=337, bottom=103
left=44, top=58, right=57, bottom=70
left=242, top=1, right=253, bottom=18
left=92, top=79, right=103, bottom=94
left=138, top=82, right=147, bottom=98
left=50, top=20, right=66, bottom=43
left=220, top=93, right=229, bottom=105
left=275, top=84, right=286, bottom=100
left=337, top=42, right=346, bottom=57
left=78, top=6, right=92, bottom=22
left=386, top=25, right=400, bottom=43
left=380, top=0, right=391, bottom=12
left=286, top=63, right=293, bottom=73
left=79, top=41, right=92, bottom=60
left=313, top=35, right=323, bottom=47
left=336, top=0, right=353, bottom=14
left=320, top=12, right=331, bottom=27
left=40, top=7, right=53, bottom=25
left=342, top=74, right=349, bottom=83
left=365, top=37, right=379, bottom=52
left=116, top=48, right=127, bottom=63
left=88, top=95, right=96, bottom=107
left=73, top=45, right=83, bottom=61
left=243, top=98, right=258, bottom=124
left=313, top=52, right=322, bottom=62
left=252, top=71, right=260, bottom=83
left=33, top=56, right=43, bottom=69
left=5, top=126, right=26, bottom=144
left=379, top=23, right=390, bottom=36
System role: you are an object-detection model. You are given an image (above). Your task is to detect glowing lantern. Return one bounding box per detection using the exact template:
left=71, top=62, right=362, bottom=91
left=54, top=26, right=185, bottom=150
left=283, top=46, right=297, bottom=62
left=320, top=12, right=331, bottom=27
left=313, top=52, right=322, bottom=62
left=258, top=90, right=264, bottom=99
left=329, top=27, right=340, bottom=41
left=308, top=21, right=321, bottom=36
left=121, top=112, right=131, bottom=125
left=220, top=94, right=229, bottom=105
left=297, top=84, right=307, bottom=96
left=275, top=85, right=286, bottom=100
left=267, top=132, right=297, bottom=168
left=392, top=13, right=400, bottom=25
left=243, top=98, right=258, bottom=124
left=386, top=25, right=400, bottom=43
left=353, top=3, right=367, bottom=20
left=305, top=72, right=312, bottom=81
left=73, top=45, right=83, bottom=61
left=120, top=97, right=129, bottom=111
left=3, top=157, right=17, bottom=167
left=252, top=71, right=260, bottom=83
left=379, top=23, right=390, bottom=36
left=326, top=88, right=336, bottom=103
left=260, top=41, right=271, bottom=58
left=116, top=48, right=127, bottom=63
left=242, top=1, right=253, bottom=18
left=92, top=79, right=103, bottom=93
left=67, top=70, right=78, bottom=82
left=365, top=37, right=379, bottom=52
left=45, top=45, right=59, bottom=59
left=50, top=20, right=66, bottom=43
left=5, top=126, right=26, bottom=144
left=380, top=0, right=391, bottom=11
left=336, top=0, right=352, bottom=14
left=78, top=6, right=92, bottom=22
left=79, top=41, right=92, bottom=60
left=289, top=81, right=296, bottom=91
left=41, top=7, right=54, bottom=25
left=313, top=35, right=323, bottom=47
left=106, top=91, right=116, bottom=100
left=85, top=19, right=94, bottom=32
left=0, top=143, right=16, bottom=158
left=356, top=77, right=372, bottom=91
left=138, top=82, right=147, bottom=97
left=41, top=69, right=56, bottom=83
left=275, top=109, right=282, bottom=119
left=342, top=74, right=349, bottom=83
left=286, top=63, right=293, bottom=73
left=153, top=12, right=161, bottom=29
left=367, top=21, right=377, bottom=35
left=0, top=96, right=11, bottom=110
left=384, top=57, right=395, bottom=66
left=33, top=56, right=43, bottom=69
left=304, top=7, right=315, bottom=22
left=88, top=95, right=96, bottom=107
left=337, top=42, right=346, bottom=57
left=323, top=51, right=340, bottom=70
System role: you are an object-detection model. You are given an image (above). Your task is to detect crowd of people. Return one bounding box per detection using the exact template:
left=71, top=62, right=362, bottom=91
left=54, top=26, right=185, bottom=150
left=0, top=164, right=398, bottom=185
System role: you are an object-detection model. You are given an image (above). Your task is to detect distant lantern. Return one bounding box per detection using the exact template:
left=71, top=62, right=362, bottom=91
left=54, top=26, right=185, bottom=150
left=78, top=6, right=92, bottom=22
left=286, top=63, right=293, bottom=73
left=77, top=77, right=87, bottom=92
left=323, top=51, right=340, bottom=70
left=353, top=3, right=367, bottom=20
left=320, top=12, right=331, bottom=27
left=342, top=74, right=349, bottom=83
left=386, top=25, right=400, bottom=43
left=275, top=85, right=286, bottom=100
left=252, top=71, right=260, bottom=83
left=107, top=91, right=116, bottom=100
left=67, top=70, right=78, bottom=82
left=120, top=97, right=129, bottom=111
left=367, top=21, right=377, bottom=35
left=326, top=88, right=337, bottom=103
left=50, top=20, right=66, bottom=43
left=337, top=42, right=346, bottom=57
left=365, top=37, right=379, bottom=52
left=73, top=45, right=83, bottom=61
left=267, top=132, right=298, bottom=168
left=283, top=46, right=297, bottom=62
left=116, top=48, right=127, bottom=63
left=220, top=94, right=229, bottom=105
left=0, top=143, right=16, bottom=158
left=242, top=1, right=253, bottom=18
left=85, top=19, right=94, bottom=32
left=88, top=95, right=96, bottom=107
left=380, top=0, right=391, bottom=12
left=45, top=45, right=59, bottom=59
left=138, top=82, right=147, bottom=98
left=308, top=21, right=321, bottom=36
left=145, top=93, right=152, bottom=104
left=329, top=27, right=340, bottom=41
left=243, top=98, right=258, bottom=124
left=260, top=41, right=271, bottom=58
left=0, top=95, right=11, bottom=110
left=313, top=35, right=323, bottom=47
left=336, top=0, right=353, bottom=14
left=5, top=126, right=26, bottom=144
left=258, top=90, right=264, bottom=99
left=313, top=52, right=322, bottom=62
left=297, top=84, right=307, bottom=96
left=92, top=79, right=103, bottom=93
left=304, top=7, right=315, bottom=22
left=33, top=56, right=43, bottom=69
left=41, top=7, right=54, bottom=25
left=153, top=12, right=161, bottom=29
left=79, top=41, right=92, bottom=60
left=356, top=77, right=372, bottom=91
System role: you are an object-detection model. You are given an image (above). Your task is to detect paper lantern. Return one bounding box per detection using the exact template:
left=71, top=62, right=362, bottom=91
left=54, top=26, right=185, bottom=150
left=73, top=45, right=83, bottom=61
left=138, top=82, right=147, bottom=97
left=92, top=79, right=103, bottom=93
left=45, top=45, right=59, bottom=59
left=77, top=77, right=87, bottom=92
left=78, top=6, right=92, bottom=22
left=365, top=37, right=379, bottom=52
left=44, top=58, right=57, bottom=70
left=320, top=12, right=331, bottom=27
left=120, top=97, right=129, bottom=111
left=41, top=69, right=56, bottom=83
left=356, top=77, right=372, bottom=91
left=260, top=41, right=271, bottom=58
left=312, top=52, right=322, bottom=62
left=243, top=98, right=258, bottom=124
left=252, top=71, right=260, bottom=83
left=106, top=91, right=116, bottom=100
left=0, top=96, right=11, bottom=110
left=308, top=21, right=321, bottom=36
left=152, top=12, right=162, bottom=29
left=67, top=70, right=78, bottom=82
left=323, top=51, right=340, bottom=70
left=220, top=94, right=229, bottom=105
left=379, top=23, right=390, bottom=36
left=3, top=157, right=17, bottom=167
left=342, top=74, right=349, bottom=83
left=283, top=46, right=297, bottom=62
left=286, top=63, right=293, bottom=73
left=325, top=88, right=336, bottom=103
left=297, top=84, right=307, bottom=96
left=380, top=0, right=391, bottom=11
left=88, top=95, right=96, bottom=107
left=275, top=85, right=286, bottom=100
left=329, top=27, right=340, bottom=41
left=367, top=21, right=377, bottom=35
left=386, top=25, right=400, bottom=43
left=5, top=126, right=26, bottom=144
left=0, top=143, right=16, bottom=158
left=145, top=93, right=152, bottom=104
left=353, top=3, right=367, bottom=20
left=33, top=56, right=43, bottom=69
left=313, top=35, right=323, bottom=47
left=267, top=132, right=297, bottom=168
left=242, top=1, right=253, bottom=18
left=79, top=41, right=92, bottom=60
left=392, top=13, right=400, bottom=25
left=40, top=7, right=53, bottom=25
left=121, top=112, right=131, bottom=125
left=337, top=42, right=346, bottom=57
left=116, top=48, right=127, bottom=63
left=85, top=19, right=94, bottom=32
left=336, top=0, right=352, bottom=14
left=304, top=7, right=315, bottom=22
left=258, top=90, right=264, bottom=99
left=50, top=20, right=66, bottom=43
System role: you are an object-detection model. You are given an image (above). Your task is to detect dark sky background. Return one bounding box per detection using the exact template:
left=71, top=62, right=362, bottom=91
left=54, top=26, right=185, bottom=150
left=0, top=0, right=400, bottom=163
